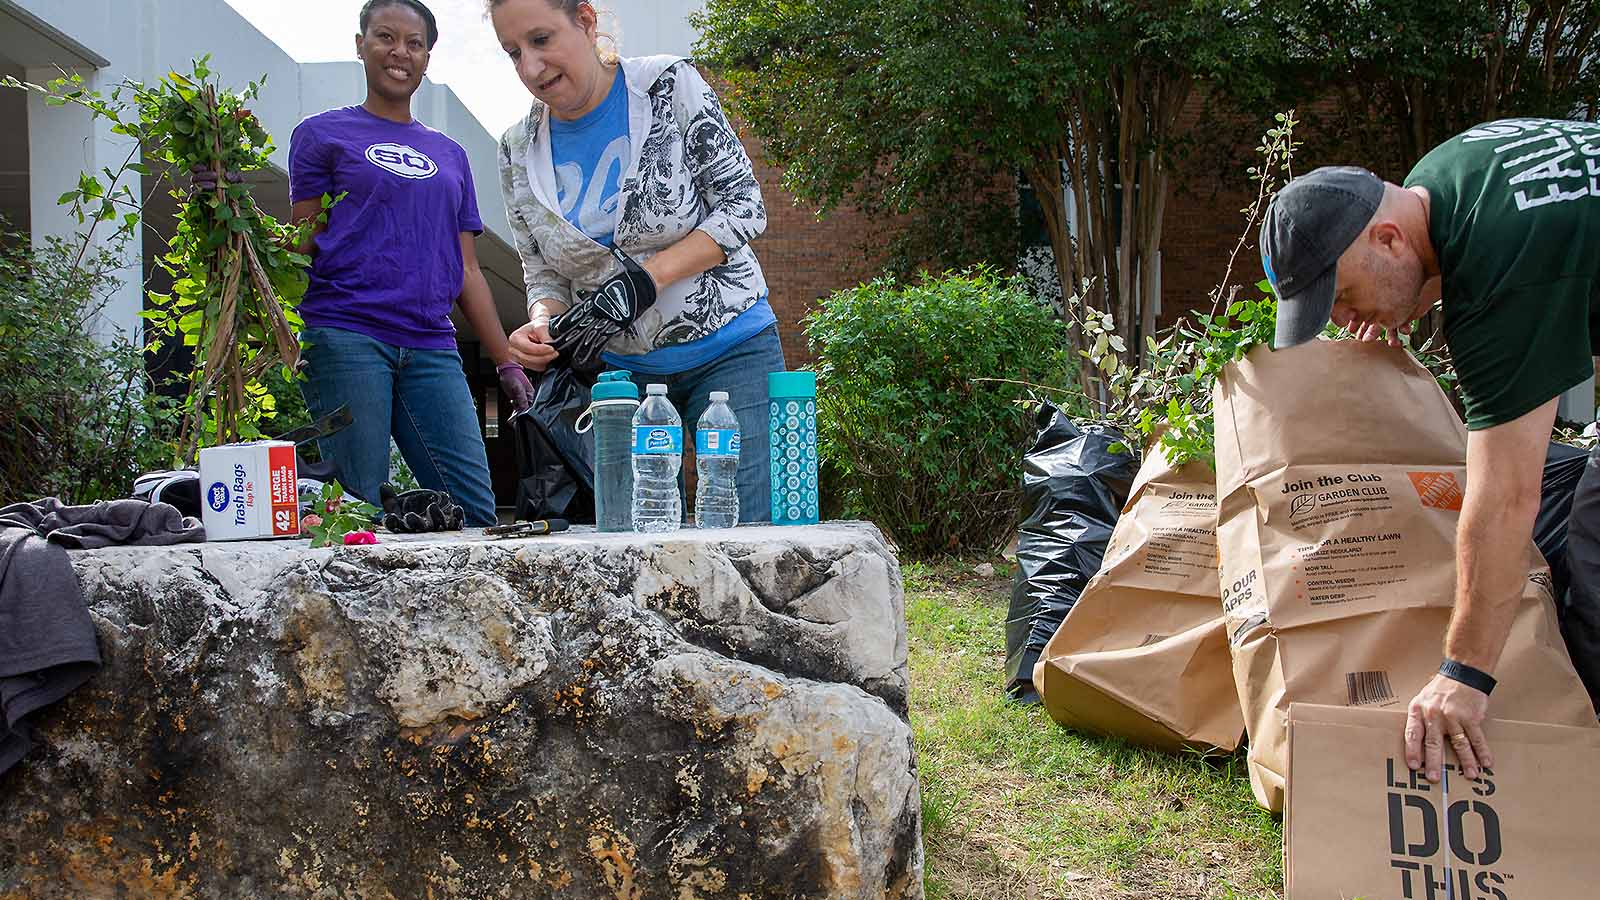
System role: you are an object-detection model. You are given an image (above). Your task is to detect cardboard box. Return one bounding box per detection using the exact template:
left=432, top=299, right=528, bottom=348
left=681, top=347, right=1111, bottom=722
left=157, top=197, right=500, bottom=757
left=198, top=441, right=299, bottom=541
left=1287, top=703, right=1600, bottom=899
left=1034, top=443, right=1244, bottom=753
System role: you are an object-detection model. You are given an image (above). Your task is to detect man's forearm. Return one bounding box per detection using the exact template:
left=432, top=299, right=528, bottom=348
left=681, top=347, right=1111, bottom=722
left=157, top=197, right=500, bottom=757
left=1446, top=489, right=1539, bottom=672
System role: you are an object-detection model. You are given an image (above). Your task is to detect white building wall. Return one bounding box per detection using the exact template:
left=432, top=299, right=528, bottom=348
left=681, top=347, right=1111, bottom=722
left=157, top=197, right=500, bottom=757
left=7, top=0, right=524, bottom=342
left=16, top=0, right=145, bottom=342
left=608, top=0, right=705, bottom=58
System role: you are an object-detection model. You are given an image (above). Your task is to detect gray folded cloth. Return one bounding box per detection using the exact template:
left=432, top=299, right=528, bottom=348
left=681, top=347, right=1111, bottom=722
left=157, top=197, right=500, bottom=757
left=0, top=497, right=205, bottom=549
left=0, top=529, right=100, bottom=776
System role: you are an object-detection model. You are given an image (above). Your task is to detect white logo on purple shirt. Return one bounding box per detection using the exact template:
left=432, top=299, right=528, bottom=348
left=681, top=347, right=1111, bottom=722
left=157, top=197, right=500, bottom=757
left=365, top=142, right=438, bottom=180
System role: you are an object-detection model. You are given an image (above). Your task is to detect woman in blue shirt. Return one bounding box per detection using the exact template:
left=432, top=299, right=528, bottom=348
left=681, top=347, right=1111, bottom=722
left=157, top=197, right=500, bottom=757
left=489, top=0, right=787, bottom=523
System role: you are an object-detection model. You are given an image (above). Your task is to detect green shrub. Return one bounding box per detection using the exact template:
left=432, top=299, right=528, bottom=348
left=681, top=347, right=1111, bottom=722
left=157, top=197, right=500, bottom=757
left=0, top=230, right=181, bottom=504
left=807, top=267, right=1078, bottom=556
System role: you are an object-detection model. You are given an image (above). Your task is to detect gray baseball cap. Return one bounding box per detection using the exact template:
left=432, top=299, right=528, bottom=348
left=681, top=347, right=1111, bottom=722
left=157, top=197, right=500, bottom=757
left=1260, top=166, right=1385, bottom=348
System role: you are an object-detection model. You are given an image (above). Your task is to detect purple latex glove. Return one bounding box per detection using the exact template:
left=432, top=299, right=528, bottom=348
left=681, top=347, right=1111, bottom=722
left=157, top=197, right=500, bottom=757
left=497, top=361, right=535, bottom=413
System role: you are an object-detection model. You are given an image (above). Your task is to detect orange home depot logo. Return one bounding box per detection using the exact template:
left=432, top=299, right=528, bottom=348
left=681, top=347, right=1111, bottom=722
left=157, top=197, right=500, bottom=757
left=1407, top=472, right=1464, bottom=511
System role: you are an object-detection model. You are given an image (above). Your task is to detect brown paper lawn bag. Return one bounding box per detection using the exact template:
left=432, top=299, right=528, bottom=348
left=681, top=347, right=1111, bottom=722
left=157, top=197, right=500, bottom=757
left=1034, top=441, right=1245, bottom=753
left=1286, top=703, right=1600, bottom=900
left=1214, top=340, right=1596, bottom=812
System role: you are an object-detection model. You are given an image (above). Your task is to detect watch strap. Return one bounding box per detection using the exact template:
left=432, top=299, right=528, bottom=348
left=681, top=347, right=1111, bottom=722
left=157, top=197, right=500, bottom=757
left=1439, top=658, right=1497, bottom=695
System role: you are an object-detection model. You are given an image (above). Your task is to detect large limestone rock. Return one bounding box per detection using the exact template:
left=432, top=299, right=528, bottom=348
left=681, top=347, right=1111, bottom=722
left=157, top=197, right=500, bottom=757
left=0, top=524, right=921, bottom=899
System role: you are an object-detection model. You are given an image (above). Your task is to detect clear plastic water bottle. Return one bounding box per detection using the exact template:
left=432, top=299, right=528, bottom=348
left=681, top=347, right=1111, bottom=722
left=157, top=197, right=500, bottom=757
left=695, top=391, right=741, bottom=529
left=631, top=383, right=682, bottom=533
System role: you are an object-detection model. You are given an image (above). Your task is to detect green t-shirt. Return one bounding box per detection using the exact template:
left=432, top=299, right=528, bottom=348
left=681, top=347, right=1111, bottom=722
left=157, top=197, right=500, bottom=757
left=1403, top=118, right=1600, bottom=430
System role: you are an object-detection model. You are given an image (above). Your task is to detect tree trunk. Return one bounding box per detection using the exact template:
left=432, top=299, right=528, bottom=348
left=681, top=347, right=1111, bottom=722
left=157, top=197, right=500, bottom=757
left=1115, top=66, right=1140, bottom=354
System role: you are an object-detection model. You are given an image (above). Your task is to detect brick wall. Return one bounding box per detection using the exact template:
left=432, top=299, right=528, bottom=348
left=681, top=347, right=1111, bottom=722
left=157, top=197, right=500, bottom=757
left=738, top=136, right=885, bottom=369
left=708, top=70, right=888, bottom=370
left=1152, top=100, right=1267, bottom=329
left=1157, top=96, right=1348, bottom=328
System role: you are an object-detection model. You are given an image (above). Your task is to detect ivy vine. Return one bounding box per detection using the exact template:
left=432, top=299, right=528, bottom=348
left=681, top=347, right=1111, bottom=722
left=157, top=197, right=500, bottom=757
left=6, top=58, right=334, bottom=463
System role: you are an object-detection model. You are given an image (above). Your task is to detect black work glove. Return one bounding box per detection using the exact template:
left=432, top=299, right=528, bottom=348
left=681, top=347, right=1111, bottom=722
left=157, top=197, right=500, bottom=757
left=379, top=483, right=465, bottom=533
left=549, top=245, right=658, bottom=370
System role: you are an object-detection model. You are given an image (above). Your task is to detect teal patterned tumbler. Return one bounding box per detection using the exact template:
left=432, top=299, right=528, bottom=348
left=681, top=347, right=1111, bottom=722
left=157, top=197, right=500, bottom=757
left=768, top=371, right=819, bottom=525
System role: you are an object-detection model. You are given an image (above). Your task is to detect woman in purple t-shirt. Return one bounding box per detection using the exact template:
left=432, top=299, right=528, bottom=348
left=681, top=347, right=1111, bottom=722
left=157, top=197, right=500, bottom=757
left=287, top=0, right=532, bottom=526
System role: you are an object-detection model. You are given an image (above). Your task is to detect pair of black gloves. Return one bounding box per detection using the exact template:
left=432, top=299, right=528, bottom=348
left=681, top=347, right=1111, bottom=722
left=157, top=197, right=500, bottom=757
left=546, top=244, right=659, bottom=369
left=498, top=245, right=657, bottom=411
left=379, top=483, right=464, bottom=534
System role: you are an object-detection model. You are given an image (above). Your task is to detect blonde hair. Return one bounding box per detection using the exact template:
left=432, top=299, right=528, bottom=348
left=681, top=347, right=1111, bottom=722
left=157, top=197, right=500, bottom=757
left=486, top=0, right=621, bottom=64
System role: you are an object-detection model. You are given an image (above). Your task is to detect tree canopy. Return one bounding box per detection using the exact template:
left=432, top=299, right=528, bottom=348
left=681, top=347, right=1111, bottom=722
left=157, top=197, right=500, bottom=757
left=695, top=0, right=1598, bottom=365
left=1277, top=0, right=1600, bottom=177
left=696, top=0, right=1278, bottom=363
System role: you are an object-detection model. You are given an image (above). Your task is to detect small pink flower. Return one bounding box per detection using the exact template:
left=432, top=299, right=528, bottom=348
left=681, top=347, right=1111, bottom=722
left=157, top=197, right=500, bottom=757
left=343, top=530, right=379, bottom=546
left=301, top=514, right=323, bottom=531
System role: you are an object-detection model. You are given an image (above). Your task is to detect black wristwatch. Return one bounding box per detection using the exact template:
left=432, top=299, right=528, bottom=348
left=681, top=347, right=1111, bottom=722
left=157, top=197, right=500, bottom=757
left=1439, top=659, right=1497, bottom=695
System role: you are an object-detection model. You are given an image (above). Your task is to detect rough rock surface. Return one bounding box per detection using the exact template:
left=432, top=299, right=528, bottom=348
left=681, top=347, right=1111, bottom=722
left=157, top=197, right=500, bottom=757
left=0, top=524, right=921, bottom=899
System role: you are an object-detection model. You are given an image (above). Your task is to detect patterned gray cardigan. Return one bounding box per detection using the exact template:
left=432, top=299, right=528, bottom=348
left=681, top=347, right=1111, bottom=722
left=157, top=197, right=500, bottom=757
left=496, top=55, right=769, bottom=357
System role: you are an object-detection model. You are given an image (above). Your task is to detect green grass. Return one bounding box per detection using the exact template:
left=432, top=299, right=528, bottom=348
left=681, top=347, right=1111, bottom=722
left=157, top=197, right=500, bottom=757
left=904, top=559, right=1283, bottom=900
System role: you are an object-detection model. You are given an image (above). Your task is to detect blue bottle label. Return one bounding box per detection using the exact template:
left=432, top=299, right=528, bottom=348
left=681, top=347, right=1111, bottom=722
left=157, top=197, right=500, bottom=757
left=696, top=429, right=741, bottom=456
left=633, top=425, right=682, bottom=455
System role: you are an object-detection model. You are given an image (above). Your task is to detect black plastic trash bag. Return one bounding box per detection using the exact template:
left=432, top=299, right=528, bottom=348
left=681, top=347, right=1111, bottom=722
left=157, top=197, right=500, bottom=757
left=510, top=366, right=596, bottom=524
left=1004, top=405, right=1138, bottom=703
left=1558, top=444, right=1600, bottom=716
left=1538, top=441, right=1589, bottom=598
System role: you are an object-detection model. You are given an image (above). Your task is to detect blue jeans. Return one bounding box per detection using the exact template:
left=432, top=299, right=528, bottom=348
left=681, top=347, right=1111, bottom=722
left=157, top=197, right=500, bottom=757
left=626, top=325, right=787, bottom=524
left=299, top=326, right=498, bottom=526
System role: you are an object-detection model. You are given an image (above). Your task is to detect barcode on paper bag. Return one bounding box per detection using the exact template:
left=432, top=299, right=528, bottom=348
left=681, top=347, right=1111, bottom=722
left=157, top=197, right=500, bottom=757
left=1345, top=670, right=1395, bottom=706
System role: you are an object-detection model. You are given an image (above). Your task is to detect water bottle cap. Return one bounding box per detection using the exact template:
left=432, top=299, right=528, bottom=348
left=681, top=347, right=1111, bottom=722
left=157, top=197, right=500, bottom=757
left=767, top=371, right=816, bottom=398
left=709, top=391, right=729, bottom=403
left=646, top=383, right=668, bottom=396
left=591, top=371, right=639, bottom=401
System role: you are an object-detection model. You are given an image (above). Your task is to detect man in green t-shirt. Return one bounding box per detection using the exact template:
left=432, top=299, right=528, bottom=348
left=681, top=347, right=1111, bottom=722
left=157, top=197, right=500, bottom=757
left=1260, top=118, right=1600, bottom=785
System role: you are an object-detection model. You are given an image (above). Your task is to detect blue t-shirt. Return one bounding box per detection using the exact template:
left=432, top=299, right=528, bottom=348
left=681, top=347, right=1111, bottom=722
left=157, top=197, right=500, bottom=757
left=603, top=298, right=778, bottom=374
left=288, top=106, right=483, bottom=350
left=549, top=69, right=630, bottom=247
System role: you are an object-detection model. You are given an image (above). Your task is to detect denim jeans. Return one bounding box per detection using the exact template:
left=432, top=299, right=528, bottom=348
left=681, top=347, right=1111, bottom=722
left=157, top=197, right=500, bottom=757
left=625, top=324, right=787, bottom=523
left=299, top=326, right=498, bottom=526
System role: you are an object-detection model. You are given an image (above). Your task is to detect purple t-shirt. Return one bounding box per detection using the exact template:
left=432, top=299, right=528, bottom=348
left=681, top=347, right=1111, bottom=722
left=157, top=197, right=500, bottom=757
left=289, top=106, right=484, bottom=350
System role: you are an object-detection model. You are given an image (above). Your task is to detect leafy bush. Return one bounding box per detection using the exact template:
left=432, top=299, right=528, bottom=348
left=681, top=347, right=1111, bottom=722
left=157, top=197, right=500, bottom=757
left=807, top=268, right=1078, bottom=556
left=0, top=230, right=180, bottom=504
